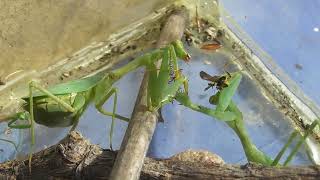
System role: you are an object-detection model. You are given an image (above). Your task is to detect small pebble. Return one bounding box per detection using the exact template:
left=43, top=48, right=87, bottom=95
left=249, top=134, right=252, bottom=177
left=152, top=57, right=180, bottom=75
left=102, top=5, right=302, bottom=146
left=131, top=45, right=137, bottom=50
left=111, top=47, right=120, bottom=53
left=0, top=79, right=5, bottom=85
left=232, top=43, right=237, bottom=49
left=5, top=128, right=12, bottom=135
left=203, top=60, right=211, bottom=65
left=204, top=27, right=216, bottom=37
left=62, top=72, right=70, bottom=78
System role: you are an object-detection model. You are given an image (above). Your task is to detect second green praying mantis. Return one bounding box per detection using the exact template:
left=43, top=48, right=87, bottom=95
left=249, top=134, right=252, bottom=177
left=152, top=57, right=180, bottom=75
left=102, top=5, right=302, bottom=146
left=176, top=70, right=320, bottom=166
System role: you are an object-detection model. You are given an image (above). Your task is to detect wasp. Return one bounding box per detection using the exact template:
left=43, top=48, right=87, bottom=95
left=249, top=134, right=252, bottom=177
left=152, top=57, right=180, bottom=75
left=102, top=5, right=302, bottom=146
left=199, top=71, right=231, bottom=91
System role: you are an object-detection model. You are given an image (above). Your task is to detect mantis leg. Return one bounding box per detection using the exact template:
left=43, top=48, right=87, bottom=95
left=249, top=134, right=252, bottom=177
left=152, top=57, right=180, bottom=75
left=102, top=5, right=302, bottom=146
left=146, top=42, right=189, bottom=111
left=95, top=87, right=127, bottom=150
left=175, top=92, right=237, bottom=121
left=283, top=119, right=320, bottom=166
left=159, top=76, right=187, bottom=108
left=271, top=130, right=299, bottom=166
left=7, top=112, right=31, bottom=129
left=28, top=81, right=35, bottom=172
left=147, top=46, right=187, bottom=111
left=69, top=94, right=86, bottom=131
left=0, top=138, right=18, bottom=151
left=169, top=44, right=189, bottom=95
left=148, top=47, right=169, bottom=109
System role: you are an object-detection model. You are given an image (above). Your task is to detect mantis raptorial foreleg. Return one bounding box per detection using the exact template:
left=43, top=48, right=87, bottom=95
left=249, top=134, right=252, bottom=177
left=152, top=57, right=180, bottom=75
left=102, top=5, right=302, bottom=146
left=175, top=72, right=242, bottom=122
left=175, top=92, right=237, bottom=121
left=169, top=45, right=189, bottom=95
left=147, top=44, right=189, bottom=112
left=215, top=73, right=242, bottom=113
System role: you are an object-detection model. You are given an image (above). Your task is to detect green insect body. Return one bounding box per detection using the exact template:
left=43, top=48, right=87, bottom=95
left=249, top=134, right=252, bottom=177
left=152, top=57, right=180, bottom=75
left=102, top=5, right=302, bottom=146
left=10, top=73, right=119, bottom=128
left=3, top=40, right=190, bottom=171
left=177, top=71, right=320, bottom=166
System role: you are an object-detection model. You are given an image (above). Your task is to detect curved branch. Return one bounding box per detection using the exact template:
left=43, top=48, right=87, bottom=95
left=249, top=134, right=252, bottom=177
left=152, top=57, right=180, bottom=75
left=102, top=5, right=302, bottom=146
left=1, top=131, right=320, bottom=180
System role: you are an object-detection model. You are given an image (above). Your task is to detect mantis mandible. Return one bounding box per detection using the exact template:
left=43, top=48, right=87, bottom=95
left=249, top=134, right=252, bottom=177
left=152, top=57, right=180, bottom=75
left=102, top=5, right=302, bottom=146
left=2, top=40, right=190, bottom=170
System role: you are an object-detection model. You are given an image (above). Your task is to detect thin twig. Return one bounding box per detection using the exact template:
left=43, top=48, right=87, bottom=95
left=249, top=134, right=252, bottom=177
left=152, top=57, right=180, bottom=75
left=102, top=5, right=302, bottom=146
left=109, top=7, right=188, bottom=180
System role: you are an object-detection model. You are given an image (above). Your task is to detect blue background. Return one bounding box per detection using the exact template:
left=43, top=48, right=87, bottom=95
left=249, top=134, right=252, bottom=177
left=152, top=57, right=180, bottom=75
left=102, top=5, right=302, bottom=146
left=222, top=0, right=320, bottom=106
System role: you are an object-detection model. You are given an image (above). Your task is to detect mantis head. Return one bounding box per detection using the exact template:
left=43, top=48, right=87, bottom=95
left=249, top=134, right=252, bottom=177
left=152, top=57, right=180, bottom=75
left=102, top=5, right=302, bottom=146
left=15, top=111, right=30, bottom=121
left=172, top=40, right=191, bottom=62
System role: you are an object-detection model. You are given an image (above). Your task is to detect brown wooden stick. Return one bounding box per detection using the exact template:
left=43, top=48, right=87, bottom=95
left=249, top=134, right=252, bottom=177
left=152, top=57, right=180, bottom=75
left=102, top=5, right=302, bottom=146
left=109, top=7, right=189, bottom=180
left=1, top=131, right=320, bottom=180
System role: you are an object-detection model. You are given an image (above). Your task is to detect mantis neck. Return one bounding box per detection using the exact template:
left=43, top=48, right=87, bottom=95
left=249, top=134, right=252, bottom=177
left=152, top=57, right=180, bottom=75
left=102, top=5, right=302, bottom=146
left=227, top=120, right=254, bottom=154
left=112, top=49, right=162, bottom=78
left=226, top=116, right=274, bottom=165
left=225, top=101, right=273, bottom=165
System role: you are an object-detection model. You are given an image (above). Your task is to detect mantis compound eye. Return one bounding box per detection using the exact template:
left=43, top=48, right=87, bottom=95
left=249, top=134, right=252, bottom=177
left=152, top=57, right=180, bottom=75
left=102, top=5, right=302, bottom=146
left=209, top=93, right=219, bottom=105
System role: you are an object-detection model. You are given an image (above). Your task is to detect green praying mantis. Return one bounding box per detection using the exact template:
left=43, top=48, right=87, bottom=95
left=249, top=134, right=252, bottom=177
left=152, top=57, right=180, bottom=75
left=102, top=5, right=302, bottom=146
left=1, top=40, right=190, bottom=169
left=1, top=38, right=319, bottom=169
left=176, top=70, right=320, bottom=166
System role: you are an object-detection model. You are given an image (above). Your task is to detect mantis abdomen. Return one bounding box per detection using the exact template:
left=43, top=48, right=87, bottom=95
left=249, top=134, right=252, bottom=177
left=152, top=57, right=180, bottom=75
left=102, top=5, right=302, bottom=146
left=23, top=93, right=79, bottom=127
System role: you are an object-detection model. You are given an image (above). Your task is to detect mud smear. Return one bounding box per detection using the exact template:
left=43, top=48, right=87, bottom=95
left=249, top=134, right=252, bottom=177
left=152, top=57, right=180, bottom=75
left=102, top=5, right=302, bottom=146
left=0, top=0, right=170, bottom=78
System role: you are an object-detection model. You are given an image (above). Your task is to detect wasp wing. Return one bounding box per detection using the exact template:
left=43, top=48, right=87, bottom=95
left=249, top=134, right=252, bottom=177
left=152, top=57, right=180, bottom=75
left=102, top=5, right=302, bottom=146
left=199, top=71, right=220, bottom=82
